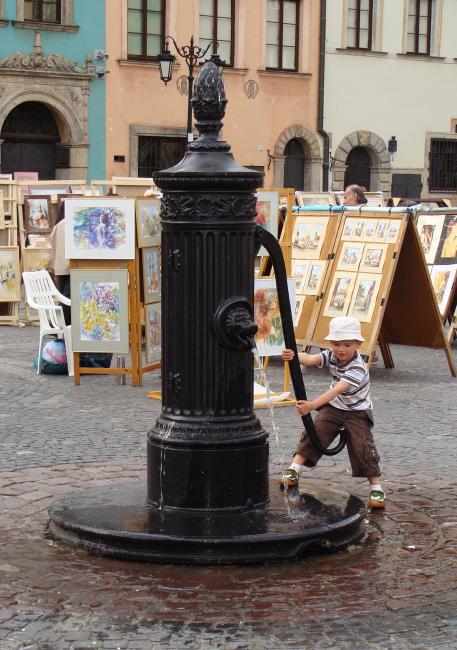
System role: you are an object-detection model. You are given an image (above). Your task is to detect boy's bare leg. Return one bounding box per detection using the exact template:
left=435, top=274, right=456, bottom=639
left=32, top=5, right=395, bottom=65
left=293, top=454, right=306, bottom=465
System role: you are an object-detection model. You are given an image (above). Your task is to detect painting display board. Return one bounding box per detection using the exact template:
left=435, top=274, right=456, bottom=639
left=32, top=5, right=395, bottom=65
left=0, top=179, right=20, bottom=326
left=282, top=207, right=343, bottom=344
left=306, top=208, right=456, bottom=376
left=416, top=209, right=457, bottom=322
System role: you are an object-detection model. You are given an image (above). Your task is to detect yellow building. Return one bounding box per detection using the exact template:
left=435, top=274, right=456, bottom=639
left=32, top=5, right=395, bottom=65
left=106, top=1, right=322, bottom=191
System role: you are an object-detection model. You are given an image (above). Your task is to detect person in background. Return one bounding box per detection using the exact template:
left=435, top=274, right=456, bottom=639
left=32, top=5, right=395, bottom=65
left=343, top=184, right=368, bottom=206
left=50, top=200, right=71, bottom=325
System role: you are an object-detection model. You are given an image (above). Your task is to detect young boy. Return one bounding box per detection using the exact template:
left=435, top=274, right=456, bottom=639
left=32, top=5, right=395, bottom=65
left=281, top=316, right=385, bottom=509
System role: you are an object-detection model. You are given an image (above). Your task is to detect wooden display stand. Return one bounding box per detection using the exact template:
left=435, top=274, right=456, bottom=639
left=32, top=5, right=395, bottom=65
left=305, top=210, right=456, bottom=376
left=0, top=179, right=21, bottom=326
left=71, top=258, right=140, bottom=386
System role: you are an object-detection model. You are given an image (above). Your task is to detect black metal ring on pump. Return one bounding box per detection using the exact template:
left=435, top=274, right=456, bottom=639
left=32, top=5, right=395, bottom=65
left=254, top=226, right=347, bottom=456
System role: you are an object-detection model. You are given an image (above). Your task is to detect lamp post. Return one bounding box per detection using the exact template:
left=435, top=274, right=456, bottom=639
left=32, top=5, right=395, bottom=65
left=158, top=36, right=225, bottom=143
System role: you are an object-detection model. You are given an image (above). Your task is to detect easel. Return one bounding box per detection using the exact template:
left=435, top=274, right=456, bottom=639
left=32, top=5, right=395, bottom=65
left=71, top=258, right=140, bottom=386
left=305, top=209, right=456, bottom=376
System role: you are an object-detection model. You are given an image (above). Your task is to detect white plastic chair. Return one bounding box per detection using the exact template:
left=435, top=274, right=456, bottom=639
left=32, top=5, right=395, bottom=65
left=22, top=270, right=74, bottom=376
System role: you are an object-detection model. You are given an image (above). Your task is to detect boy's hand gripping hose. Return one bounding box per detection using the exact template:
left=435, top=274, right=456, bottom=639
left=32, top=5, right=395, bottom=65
left=254, top=226, right=347, bottom=456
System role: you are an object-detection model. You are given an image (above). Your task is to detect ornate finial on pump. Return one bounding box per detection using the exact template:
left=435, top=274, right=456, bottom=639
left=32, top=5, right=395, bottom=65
left=189, top=61, right=230, bottom=152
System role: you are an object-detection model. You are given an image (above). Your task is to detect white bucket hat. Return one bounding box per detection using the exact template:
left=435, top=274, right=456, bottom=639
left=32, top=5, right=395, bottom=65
left=324, top=316, right=365, bottom=342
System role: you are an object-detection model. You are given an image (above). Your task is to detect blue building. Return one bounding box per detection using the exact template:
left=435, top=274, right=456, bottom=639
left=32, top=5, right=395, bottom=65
left=0, top=0, right=105, bottom=180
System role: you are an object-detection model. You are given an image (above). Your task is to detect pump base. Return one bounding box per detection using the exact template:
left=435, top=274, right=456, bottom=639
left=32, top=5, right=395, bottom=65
left=48, top=481, right=366, bottom=565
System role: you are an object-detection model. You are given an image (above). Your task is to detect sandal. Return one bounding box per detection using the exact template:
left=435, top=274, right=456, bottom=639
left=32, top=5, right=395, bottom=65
left=368, top=489, right=385, bottom=509
left=280, top=468, right=299, bottom=490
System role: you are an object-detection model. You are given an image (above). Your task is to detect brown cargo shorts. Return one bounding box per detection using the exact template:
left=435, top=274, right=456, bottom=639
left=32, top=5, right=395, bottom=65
left=295, top=404, right=381, bottom=478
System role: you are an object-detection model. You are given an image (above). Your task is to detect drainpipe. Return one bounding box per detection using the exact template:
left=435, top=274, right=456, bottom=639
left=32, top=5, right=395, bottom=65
left=318, top=0, right=329, bottom=191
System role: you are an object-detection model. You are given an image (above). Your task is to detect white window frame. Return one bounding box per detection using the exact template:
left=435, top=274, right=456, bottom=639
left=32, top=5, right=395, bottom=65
left=260, top=0, right=310, bottom=73
left=121, top=0, right=176, bottom=62
left=401, top=0, right=443, bottom=57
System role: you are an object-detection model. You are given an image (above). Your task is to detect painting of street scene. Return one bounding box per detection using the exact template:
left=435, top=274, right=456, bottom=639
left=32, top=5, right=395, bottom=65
left=360, top=244, right=387, bottom=273
left=337, top=243, right=364, bottom=271
left=292, top=217, right=329, bottom=259
left=136, top=199, right=161, bottom=247
left=303, top=261, right=326, bottom=295
left=323, top=272, right=356, bottom=318
left=146, top=303, right=162, bottom=364
left=349, top=274, right=381, bottom=323
left=24, top=197, right=52, bottom=234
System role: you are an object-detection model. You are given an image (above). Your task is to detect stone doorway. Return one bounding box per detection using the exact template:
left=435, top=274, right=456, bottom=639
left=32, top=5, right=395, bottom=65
left=284, top=138, right=307, bottom=191
left=1, top=102, right=61, bottom=180
left=344, top=146, right=371, bottom=190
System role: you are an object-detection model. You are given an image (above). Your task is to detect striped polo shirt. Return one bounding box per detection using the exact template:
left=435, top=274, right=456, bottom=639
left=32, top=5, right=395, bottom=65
left=318, top=349, right=372, bottom=411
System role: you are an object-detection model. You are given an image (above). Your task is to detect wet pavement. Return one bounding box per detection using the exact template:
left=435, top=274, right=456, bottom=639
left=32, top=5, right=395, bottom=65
left=1, top=323, right=457, bottom=648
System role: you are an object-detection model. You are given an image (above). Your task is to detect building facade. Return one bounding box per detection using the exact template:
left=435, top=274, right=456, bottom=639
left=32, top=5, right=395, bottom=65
left=0, top=0, right=105, bottom=180
left=106, top=0, right=322, bottom=191
left=324, top=0, right=457, bottom=199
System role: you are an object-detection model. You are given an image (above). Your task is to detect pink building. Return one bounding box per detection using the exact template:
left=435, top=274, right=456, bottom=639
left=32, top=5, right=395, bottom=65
left=106, top=1, right=322, bottom=191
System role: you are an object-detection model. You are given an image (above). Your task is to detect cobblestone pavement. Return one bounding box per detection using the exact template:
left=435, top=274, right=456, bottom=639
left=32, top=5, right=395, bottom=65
left=1, top=323, right=457, bottom=649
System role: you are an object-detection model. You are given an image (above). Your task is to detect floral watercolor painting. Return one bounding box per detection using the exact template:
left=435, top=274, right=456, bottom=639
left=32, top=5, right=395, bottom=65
left=79, top=281, right=121, bottom=342
left=65, top=199, right=136, bottom=259
left=254, top=278, right=295, bottom=356
left=136, top=199, right=161, bottom=247
left=0, top=247, right=20, bottom=302
left=71, top=269, right=129, bottom=352
left=22, top=248, right=53, bottom=273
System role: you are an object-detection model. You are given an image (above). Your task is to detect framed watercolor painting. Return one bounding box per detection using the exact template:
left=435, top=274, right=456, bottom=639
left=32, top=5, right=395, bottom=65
left=359, top=243, right=388, bottom=274
left=350, top=219, right=365, bottom=240
left=361, top=219, right=377, bottom=240
left=435, top=214, right=457, bottom=265
left=142, top=246, right=161, bottom=304
left=386, top=219, right=402, bottom=244
left=22, top=248, right=53, bottom=273
left=136, top=198, right=161, bottom=248
left=337, top=242, right=365, bottom=272
left=373, top=219, right=389, bottom=243
left=70, top=269, right=129, bottom=353
left=24, top=196, right=52, bottom=234
left=416, top=214, right=446, bottom=264
left=145, top=302, right=162, bottom=364
left=430, top=264, right=457, bottom=316
left=65, top=198, right=136, bottom=260
left=323, top=272, right=356, bottom=318
left=348, top=273, right=382, bottom=323
left=291, top=216, right=329, bottom=259
left=291, top=259, right=310, bottom=295
left=302, top=260, right=326, bottom=295
left=254, top=277, right=295, bottom=356
left=255, top=191, right=280, bottom=256
left=26, top=234, right=51, bottom=249
left=0, top=247, right=20, bottom=302
left=342, top=217, right=356, bottom=240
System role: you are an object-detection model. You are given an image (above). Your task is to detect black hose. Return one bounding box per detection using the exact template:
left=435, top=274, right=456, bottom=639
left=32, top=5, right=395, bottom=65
left=254, top=226, right=347, bottom=456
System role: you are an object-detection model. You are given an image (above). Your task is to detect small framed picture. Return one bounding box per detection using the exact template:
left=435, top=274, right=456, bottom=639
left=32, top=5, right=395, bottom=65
left=359, top=243, right=388, bottom=273
left=254, top=277, right=295, bottom=356
left=323, top=272, right=357, bottom=318
left=302, top=260, right=326, bottom=295
left=430, top=264, right=457, bottom=316
left=435, top=214, right=457, bottom=264
left=291, top=259, right=310, bottom=295
left=342, top=218, right=356, bottom=240
left=294, top=298, right=305, bottom=327
left=255, top=191, right=280, bottom=256
left=26, top=234, right=51, bottom=249
left=142, top=246, right=161, bottom=304
left=361, top=219, right=377, bottom=240
left=351, top=219, right=365, bottom=240
left=145, top=302, right=162, bottom=364
left=136, top=198, right=161, bottom=248
left=348, top=273, right=382, bottom=323
left=416, top=214, right=446, bottom=265
left=373, top=219, right=390, bottom=243
left=22, top=248, right=53, bottom=273
left=386, top=219, right=402, bottom=244
left=24, top=196, right=53, bottom=234
left=71, top=269, right=130, bottom=353
left=337, top=242, right=365, bottom=272
left=291, top=216, right=329, bottom=259
left=0, top=246, right=21, bottom=302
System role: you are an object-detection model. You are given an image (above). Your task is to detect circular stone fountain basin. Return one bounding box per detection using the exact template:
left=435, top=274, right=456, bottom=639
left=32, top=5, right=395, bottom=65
left=48, top=481, right=366, bottom=565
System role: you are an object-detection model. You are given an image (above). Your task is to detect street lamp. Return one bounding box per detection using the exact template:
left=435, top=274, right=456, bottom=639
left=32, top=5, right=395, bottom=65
left=157, top=36, right=225, bottom=143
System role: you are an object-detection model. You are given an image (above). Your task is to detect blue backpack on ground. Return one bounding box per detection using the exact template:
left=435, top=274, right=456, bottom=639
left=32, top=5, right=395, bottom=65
left=34, top=339, right=68, bottom=375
